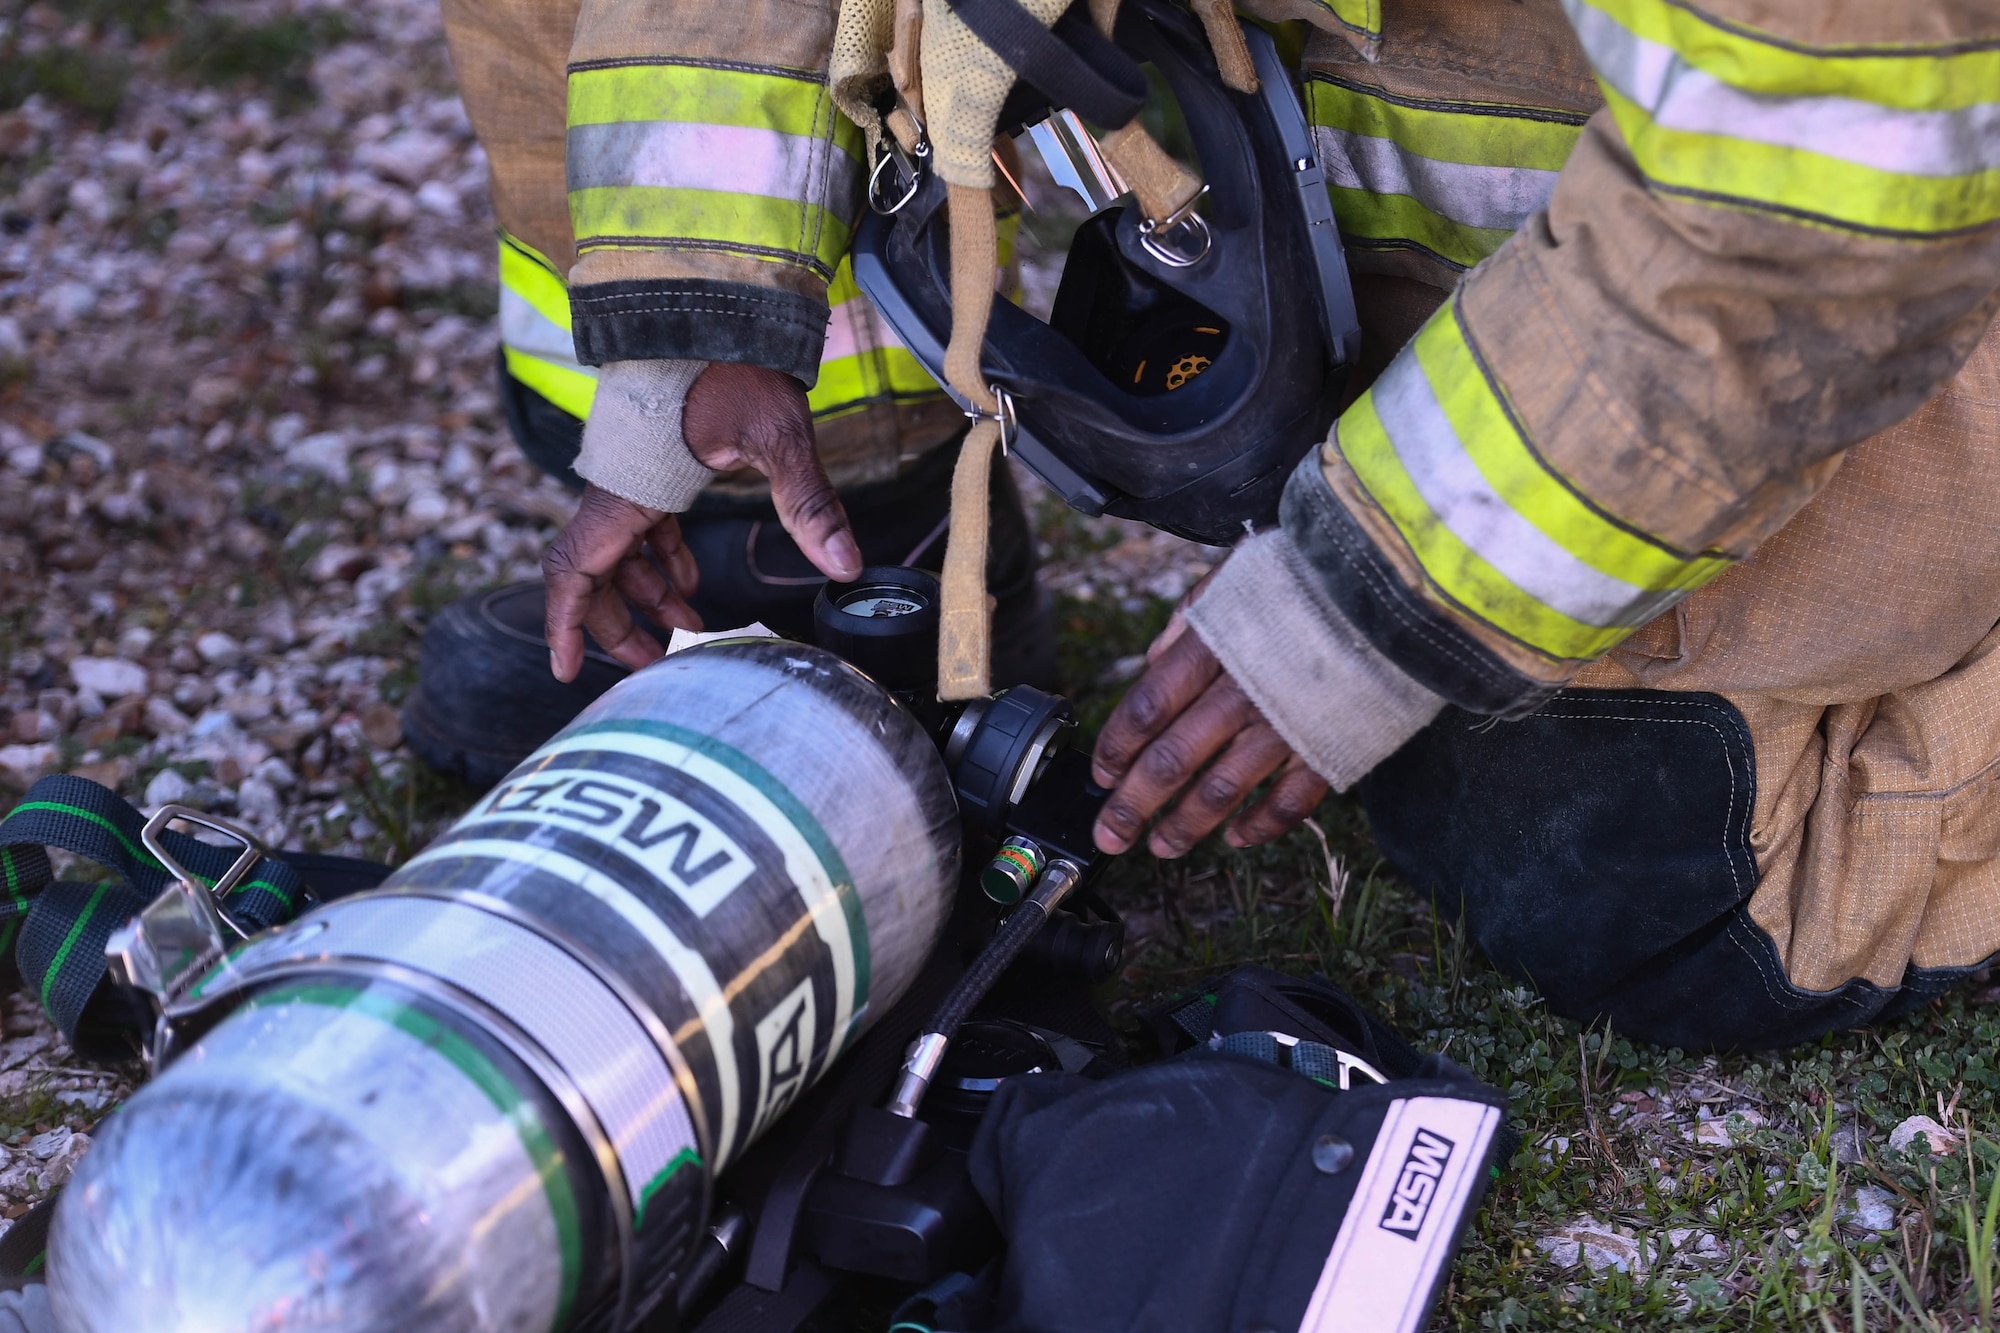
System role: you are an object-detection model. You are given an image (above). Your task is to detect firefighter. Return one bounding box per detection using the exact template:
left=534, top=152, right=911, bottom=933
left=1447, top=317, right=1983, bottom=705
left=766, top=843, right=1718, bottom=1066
left=421, top=0, right=2000, bottom=1048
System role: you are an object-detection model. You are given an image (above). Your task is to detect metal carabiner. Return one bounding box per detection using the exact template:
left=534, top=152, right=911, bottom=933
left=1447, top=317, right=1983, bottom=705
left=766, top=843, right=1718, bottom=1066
left=868, top=128, right=931, bottom=217
left=1138, top=186, right=1213, bottom=269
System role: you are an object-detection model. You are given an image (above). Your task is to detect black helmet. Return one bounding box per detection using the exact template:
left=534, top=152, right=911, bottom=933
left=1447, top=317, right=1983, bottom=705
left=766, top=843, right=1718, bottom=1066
left=853, top=0, right=1359, bottom=546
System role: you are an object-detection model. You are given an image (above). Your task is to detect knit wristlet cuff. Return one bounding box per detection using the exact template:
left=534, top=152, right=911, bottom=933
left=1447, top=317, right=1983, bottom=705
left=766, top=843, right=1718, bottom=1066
left=574, top=358, right=714, bottom=512
left=1185, top=530, right=1445, bottom=790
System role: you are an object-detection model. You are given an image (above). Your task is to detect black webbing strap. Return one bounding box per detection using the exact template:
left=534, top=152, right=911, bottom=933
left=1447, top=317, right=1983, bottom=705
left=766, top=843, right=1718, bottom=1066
left=0, top=775, right=307, bottom=1039
left=945, top=0, right=1147, bottom=130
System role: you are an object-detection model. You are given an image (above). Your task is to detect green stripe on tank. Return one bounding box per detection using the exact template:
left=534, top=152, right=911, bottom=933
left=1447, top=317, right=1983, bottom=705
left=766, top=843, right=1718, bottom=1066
left=634, top=1145, right=702, bottom=1228
left=560, top=717, right=872, bottom=1021
left=249, top=981, right=584, bottom=1332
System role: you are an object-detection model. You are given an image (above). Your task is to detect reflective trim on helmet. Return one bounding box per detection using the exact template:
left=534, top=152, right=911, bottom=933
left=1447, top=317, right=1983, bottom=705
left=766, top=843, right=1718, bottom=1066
left=1338, top=298, right=1729, bottom=661
left=499, top=234, right=599, bottom=421
left=809, top=258, right=945, bottom=422
left=566, top=60, right=865, bottom=278
left=1302, top=76, right=1586, bottom=271
left=1566, top=0, right=2000, bottom=236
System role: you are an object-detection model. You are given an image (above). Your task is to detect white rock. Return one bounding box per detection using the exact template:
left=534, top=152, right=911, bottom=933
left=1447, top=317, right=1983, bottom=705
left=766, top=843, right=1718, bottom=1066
left=268, top=413, right=309, bottom=448
left=40, top=281, right=96, bottom=327
left=0, top=315, right=25, bottom=367
left=236, top=776, right=283, bottom=822
left=144, top=696, right=192, bottom=736
left=69, top=656, right=148, bottom=697
left=253, top=602, right=298, bottom=648
left=357, top=130, right=454, bottom=186
left=252, top=756, right=298, bottom=790
left=404, top=490, right=450, bottom=524
left=143, top=767, right=194, bottom=808
left=195, top=631, right=242, bottom=666
left=27, top=1127, right=70, bottom=1163
left=117, top=625, right=155, bottom=657
left=285, top=430, right=353, bottom=482
left=1694, top=1121, right=1734, bottom=1149
left=306, top=543, right=374, bottom=584
left=0, top=744, right=57, bottom=790
left=1537, top=1218, right=1648, bottom=1274
left=1842, top=1186, right=1897, bottom=1233
left=414, top=179, right=460, bottom=217
left=1889, top=1114, right=1963, bottom=1157
left=4, top=440, right=40, bottom=475
left=189, top=709, right=241, bottom=741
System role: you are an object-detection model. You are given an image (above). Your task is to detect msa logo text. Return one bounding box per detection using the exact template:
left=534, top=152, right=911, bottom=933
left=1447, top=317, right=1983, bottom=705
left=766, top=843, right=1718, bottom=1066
left=478, top=774, right=754, bottom=914
left=1378, top=1128, right=1456, bottom=1239
left=748, top=978, right=817, bottom=1142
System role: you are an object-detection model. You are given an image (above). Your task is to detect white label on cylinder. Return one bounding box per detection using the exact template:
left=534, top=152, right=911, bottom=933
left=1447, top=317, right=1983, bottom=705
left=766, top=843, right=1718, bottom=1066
left=468, top=775, right=756, bottom=916
left=402, top=718, right=866, bottom=1170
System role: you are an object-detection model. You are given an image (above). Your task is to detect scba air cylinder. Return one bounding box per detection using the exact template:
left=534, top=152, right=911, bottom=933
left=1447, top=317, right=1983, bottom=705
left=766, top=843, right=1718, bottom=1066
left=49, top=640, right=961, bottom=1331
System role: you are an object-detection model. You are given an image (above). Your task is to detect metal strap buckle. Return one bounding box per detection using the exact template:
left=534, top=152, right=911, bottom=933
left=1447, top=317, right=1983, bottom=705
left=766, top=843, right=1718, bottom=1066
left=1248, top=1029, right=1394, bottom=1091
left=962, top=384, right=1017, bottom=456
left=106, top=805, right=262, bottom=1013
left=1138, top=186, right=1213, bottom=268
left=868, top=125, right=932, bottom=216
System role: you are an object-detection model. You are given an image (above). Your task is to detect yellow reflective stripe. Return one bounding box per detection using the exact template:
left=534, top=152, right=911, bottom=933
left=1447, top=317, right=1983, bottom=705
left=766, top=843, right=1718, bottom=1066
left=1575, top=0, right=2000, bottom=110
left=499, top=234, right=572, bottom=330
left=1339, top=300, right=1729, bottom=661
left=1325, top=185, right=1518, bottom=271
left=568, top=61, right=850, bottom=134
left=1599, top=86, right=2000, bottom=234
left=811, top=258, right=942, bottom=420
left=1567, top=0, right=2000, bottom=235
left=1305, top=78, right=1586, bottom=172
left=808, top=346, right=940, bottom=420
left=1297, top=0, right=1380, bottom=44
left=498, top=233, right=598, bottom=420
left=570, top=186, right=852, bottom=277
left=505, top=346, right=599, bottom=420
left=1304, top=78, right=1585, bottom=268
left=566, top=61, right=863, bottom=277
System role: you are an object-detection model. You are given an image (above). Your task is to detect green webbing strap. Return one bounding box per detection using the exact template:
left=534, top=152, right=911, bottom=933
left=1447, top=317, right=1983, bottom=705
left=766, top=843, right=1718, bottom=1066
left=0, top=774, right=307, bottom=1040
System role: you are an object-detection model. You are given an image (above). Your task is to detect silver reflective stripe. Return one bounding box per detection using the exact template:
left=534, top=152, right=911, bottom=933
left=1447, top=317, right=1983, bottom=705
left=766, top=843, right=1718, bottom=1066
left=500, top=286, right=592, bottom=371
left=566, top=120, right=864, bottom=221
left=1315, top=125, right=1561, bottom=231
left=1566, top=0, right=2000, bottom=178
left=413, top=837, right=746, bottom=1167
left=1370, top=351, right=1666, bottom=629
left=240, top=895, right=698, bottom=1211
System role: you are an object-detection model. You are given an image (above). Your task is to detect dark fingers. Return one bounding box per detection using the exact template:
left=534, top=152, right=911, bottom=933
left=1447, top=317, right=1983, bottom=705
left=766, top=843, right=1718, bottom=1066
left=1093, top=674, right=1257, bottom=855
left=1091, top=631, right=1222, bottom=789
left=1146, top=721, right=1293, bottom=858
left=1224, top=755, right=1330, bottom=847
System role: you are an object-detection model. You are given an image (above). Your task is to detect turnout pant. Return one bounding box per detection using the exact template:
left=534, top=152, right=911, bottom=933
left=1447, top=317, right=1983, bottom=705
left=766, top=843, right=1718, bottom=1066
left=1359, top=322, right=2000, bottom=1051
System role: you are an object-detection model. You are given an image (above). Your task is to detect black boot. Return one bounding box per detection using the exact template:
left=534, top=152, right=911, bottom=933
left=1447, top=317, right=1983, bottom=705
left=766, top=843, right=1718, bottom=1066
left=403, top=411, right=1052, bottom=787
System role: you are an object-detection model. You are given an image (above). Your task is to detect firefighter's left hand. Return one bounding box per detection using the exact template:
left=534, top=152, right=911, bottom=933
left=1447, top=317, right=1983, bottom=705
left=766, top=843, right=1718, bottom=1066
left=1090, top=622, right=1328, bottom=858
left=542, top=486, right=703, bottom=682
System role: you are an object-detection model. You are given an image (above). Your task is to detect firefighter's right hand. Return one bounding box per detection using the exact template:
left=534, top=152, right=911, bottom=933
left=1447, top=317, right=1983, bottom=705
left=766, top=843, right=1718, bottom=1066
left=682, top=362, right=864, bottom=587
left=543, top=486, right=703, bottom=681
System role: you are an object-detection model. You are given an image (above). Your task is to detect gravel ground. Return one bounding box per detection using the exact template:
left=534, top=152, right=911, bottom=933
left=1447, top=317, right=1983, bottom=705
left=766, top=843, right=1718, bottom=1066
left=0, top=0, right=612, bottom=858
left=3, top=2, right=1992, bottom=1324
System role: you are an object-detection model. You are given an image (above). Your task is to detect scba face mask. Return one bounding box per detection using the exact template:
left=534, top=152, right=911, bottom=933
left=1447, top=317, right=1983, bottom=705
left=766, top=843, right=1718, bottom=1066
left=854, top=0, right=1361, bottom=546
